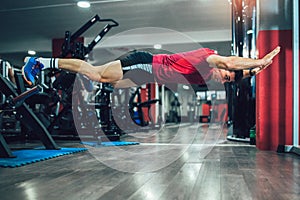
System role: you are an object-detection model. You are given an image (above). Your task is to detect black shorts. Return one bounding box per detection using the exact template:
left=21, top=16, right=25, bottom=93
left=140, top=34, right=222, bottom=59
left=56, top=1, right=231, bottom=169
left=120, top=51, right=155, bottom=85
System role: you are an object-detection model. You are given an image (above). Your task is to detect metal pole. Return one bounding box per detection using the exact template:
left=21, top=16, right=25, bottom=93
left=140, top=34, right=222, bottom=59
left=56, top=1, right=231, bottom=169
left=293, top=0, right=299, bottom=147
left=161, top=85, right=165, bottom=123
left=155, top=82, right=159, bottom=124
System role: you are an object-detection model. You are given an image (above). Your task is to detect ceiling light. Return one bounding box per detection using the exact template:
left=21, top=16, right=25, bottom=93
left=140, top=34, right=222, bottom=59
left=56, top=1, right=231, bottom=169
left=154, top=44, right=162, bottom=49
left=182, top=85, right=190, bottom=90
left=28, top=50, right=36, bottom=55
left=247, top=29, right=253, bottom=34
left=77, top=1, right=91, bottom=8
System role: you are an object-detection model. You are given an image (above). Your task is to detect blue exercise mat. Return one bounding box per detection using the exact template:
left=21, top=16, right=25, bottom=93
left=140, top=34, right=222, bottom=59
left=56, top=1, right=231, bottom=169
left=81, top=141, right=140, bottom=147
left=0, top=147, right=87, bottom=168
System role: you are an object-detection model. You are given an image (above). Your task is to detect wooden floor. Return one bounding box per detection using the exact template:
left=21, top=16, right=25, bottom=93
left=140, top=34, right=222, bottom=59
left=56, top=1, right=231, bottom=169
left=0, top=123, right=299, bottom=200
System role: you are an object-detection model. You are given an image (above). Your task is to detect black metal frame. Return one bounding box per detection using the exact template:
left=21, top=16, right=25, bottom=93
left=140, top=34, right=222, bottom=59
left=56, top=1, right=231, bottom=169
left=0, top=74, right=59, bottom=158
left=61, top=14, right=119, bottom=59
left=48, top=15, right=121, bottom=140
left=228, top=0, right=256, bottom=140
left=129, top=85, right=160, bottom=127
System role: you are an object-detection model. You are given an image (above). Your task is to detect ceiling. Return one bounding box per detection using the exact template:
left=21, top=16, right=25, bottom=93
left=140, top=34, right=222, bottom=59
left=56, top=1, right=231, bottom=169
left=0, top=0, right=232, bottom=67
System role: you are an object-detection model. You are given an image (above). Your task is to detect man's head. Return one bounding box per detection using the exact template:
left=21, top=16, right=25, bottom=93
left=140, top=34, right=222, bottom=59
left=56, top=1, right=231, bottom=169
left=211, top=68, right=237, bottom=83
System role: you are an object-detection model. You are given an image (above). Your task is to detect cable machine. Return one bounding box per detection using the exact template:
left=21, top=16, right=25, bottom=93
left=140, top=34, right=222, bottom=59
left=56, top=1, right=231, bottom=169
left=60, top=14, right=119, bottom=59
left=227, top=0, right=257, bottom=142
left=48, top=15, right=121, bottom=140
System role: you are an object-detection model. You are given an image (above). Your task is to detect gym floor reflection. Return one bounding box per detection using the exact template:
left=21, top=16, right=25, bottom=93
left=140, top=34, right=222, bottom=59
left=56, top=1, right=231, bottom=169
left=0, top=123, right=299, bottom=200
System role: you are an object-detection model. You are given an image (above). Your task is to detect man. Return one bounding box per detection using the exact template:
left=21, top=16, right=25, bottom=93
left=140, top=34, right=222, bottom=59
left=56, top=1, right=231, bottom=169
left=22, top=46, right=280, bottom=88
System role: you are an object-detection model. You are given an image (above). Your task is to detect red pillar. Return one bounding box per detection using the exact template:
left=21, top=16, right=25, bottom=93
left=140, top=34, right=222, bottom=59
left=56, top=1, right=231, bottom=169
left=256, top=30, right=293, bottom=150
left=140, top=83, right=157, bottom=124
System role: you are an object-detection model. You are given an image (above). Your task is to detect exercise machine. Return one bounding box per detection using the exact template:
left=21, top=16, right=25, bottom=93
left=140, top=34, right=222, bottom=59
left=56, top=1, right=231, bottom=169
left=227, top=0, right=256, bottom=142
left=128, top=85, right=161, bottom=127
left=0, top=71, right=59, bottom=158
left=39, top=15, right=121, bottom=140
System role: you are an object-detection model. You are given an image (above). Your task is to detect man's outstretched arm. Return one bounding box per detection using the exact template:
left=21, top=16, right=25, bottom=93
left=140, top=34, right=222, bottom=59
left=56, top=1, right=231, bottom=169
left=206, top=46, right=281, bottom=70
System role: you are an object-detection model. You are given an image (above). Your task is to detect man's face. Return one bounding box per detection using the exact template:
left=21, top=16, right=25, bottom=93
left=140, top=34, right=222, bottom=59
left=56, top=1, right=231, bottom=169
left=211, top=69, right=236, bottom=83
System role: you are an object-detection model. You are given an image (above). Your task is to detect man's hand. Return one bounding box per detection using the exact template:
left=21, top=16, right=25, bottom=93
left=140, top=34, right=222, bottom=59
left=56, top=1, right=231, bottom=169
left=259, top=46, right=281, bottom=69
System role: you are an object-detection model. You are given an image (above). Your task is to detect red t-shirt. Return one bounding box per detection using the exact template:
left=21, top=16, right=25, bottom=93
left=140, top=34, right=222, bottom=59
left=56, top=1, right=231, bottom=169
left=152, top=48, right=216, bottom=85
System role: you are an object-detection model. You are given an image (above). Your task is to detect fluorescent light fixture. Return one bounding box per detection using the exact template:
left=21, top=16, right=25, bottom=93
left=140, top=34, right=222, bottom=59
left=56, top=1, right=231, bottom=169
left=182, top=85, right=190, bottom=90
left=247, top=29, right=253, bottom=34
left=77, top=1, right=91, bottom=8
left=28, top=50, right=36, bottom=55
left=154, top=44, right=162, bottom=49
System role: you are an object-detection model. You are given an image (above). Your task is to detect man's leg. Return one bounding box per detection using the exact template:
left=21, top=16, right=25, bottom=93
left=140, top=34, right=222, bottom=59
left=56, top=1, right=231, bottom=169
left=22, top=57, right=123, bottom=85
left=56, top=59, right=123, bottom=83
